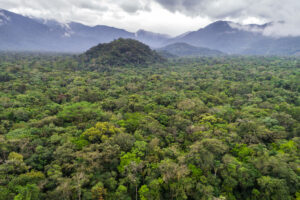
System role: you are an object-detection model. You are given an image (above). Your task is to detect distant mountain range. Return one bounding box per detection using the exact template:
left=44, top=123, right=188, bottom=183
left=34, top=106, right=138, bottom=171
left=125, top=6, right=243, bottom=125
left=0, top=9, right=169, bottom=52
left=1, top=8, right=300, bottom=55
left=170, top=21, right=300, bottom=55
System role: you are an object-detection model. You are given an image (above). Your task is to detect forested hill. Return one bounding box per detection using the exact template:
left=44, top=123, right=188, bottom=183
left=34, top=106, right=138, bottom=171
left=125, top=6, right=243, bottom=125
left=157, top=42, right=225, bottom=57
left=81, top=38, right=165, bottom=67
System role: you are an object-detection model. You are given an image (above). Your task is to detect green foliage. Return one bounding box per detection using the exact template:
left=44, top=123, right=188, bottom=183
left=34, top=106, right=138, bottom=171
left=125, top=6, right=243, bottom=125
left=8, top=152, right=24, bottom=162
left=139, top=185, right=150, bottom=200
left=9, top=171, right=45, bottom=187
left=91, top=182, right=107, bottom=200
left=57, top=101, right=103, bottom=124
left=82, top=38, right=165, bottom=67
left=82, top=122, right=122, bottom=142
left=118, top=152, right=141, bottom=173
left=188, top=164, right=202, bottom=180
left=0, top=54, right=299, bottom=200
left=5, top=128, right=36, bottom=140
left=14, top=184, right=40, bottom=200
left=114, top=185, right=131, bottom=200
left=118, top=112, right=144, bottom=133
left=257, top=176, right=290, bottom=200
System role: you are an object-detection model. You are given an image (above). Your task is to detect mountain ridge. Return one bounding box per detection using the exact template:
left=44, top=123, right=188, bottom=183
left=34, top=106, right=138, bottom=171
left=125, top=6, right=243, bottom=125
left=0, top=9, right=169, bottom=52
left=157, top=42, right=225, bottom=57
left=170, top=20, right=300, bottom=55
left=1, top=9, right=300, bottom=55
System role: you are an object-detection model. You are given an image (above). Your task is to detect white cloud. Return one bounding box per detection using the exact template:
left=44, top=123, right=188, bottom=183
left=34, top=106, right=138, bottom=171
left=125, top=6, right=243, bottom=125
left=0, top=0, right=299, bottom=37
left=228, top=22, right=264, bottom=34
left=154, top=0, right=300, bottom=37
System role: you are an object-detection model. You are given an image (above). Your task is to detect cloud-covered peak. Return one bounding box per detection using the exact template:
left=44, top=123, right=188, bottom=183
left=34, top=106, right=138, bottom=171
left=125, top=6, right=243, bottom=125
left=1, top=0, right=300, bottom=37
left=228, top=22, right=265, bottom=34
left=153, top=0, right=300, bottom=37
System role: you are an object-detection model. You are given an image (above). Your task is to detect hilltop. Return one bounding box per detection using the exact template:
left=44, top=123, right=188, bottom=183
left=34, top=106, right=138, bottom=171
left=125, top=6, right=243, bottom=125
left=81, top=38, right=165, bottom=66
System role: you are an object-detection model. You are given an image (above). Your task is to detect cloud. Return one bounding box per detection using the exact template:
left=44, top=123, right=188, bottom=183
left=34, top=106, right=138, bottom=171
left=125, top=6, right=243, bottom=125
left=0, top=0, right=208, bottom=36
left=153, top=0, right=300, bottom=37
left=154, top=0, right=249, bottom=18
left=263, top=21, right=300, bottom=37
left=228, top=22, right=264, bottom=34
left=0, top=0, right=300, bottom=37
left=118, top=0, right=151, bottom=13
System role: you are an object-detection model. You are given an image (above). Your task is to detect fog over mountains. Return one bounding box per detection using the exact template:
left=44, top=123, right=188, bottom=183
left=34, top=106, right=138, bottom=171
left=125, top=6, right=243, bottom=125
left=1, top=9, right=300, bottom=55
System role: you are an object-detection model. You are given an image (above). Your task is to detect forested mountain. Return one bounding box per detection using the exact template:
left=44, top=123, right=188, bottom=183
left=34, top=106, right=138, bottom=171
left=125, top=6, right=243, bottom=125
left=158, top=42, right=225, bottom=57
left=169, top=21, right=267, bottom=54
left=1, top=9, right=300, bottom=55
left=170, top=21, right=300, bottom=55
left=0, top=9, right=169, bottom=52
left=0, top=54, right=299, bottom=199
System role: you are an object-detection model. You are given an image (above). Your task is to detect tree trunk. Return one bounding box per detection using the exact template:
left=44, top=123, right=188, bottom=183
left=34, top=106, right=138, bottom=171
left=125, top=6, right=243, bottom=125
left=136, top=184, right=138, bottom=200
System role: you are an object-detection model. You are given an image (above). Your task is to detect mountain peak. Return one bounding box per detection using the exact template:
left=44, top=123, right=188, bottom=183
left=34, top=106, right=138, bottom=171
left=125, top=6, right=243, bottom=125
left=82, top=38, right=165, bottom=67
left=209, top=20, right=230, bottom=25
left=203, top=20, right=232, bottom=31
left=136, top=29, right=147, bottom=34
left=136, top=29, right=170, bottom=38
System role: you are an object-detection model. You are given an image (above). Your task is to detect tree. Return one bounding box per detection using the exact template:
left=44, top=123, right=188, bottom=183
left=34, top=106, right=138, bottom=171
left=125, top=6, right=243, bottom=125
left=14, top=184, right=40, bottom=200
left=91, top=182, right=107, bottom=200
left=57, top=102, right=103, bottom=124
left=82, top=122, right=122, bottom=143
left=187, top=139, right=228, bottom=174
left=257, top=176, right=291, bottom=200
left=0, top=152, right=28, bottom=174
left=113, top=185, right=131, bottom=200
left=158, top=159, right=190, bottom=199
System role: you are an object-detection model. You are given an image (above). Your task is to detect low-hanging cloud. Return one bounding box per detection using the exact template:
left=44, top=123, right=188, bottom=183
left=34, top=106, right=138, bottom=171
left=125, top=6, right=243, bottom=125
left=154, top=0, right=300, bottom=37
left=0, top=0, right=300, bottom=37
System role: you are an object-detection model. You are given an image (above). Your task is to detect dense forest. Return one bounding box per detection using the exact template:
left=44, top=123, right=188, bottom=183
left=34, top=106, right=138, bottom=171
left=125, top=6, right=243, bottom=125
left=0, top=53, right=299, bottom=200
left=81, top=39, right=165, bottom=67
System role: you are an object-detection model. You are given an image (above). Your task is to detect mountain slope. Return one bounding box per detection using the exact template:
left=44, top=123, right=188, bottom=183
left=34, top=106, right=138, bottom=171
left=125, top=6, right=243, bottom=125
left=158, top=42, right=225, bottom=57
left=0, top=9, right=170, bottom=52
left=170, top=20, right=300, bottom=55
left=170, top=21, right=266, bottom=54
left=1, top=9, right=300, bottom=55
left=0, top=9, right=59, bottom=51
left=0, top=10, right=137, bottom=52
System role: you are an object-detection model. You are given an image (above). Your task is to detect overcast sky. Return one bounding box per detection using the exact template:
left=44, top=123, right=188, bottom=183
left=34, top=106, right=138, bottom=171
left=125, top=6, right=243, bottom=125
left=0, top=0, right=299, bottom=37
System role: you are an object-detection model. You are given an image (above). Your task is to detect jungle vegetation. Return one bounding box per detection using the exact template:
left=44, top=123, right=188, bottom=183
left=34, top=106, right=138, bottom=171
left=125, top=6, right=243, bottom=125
left=0, top=52, right=299, bottom=200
